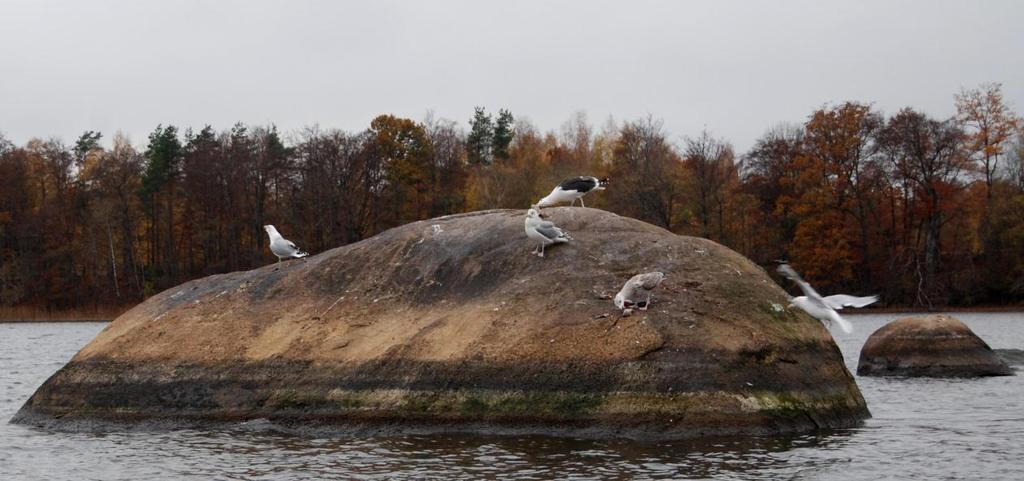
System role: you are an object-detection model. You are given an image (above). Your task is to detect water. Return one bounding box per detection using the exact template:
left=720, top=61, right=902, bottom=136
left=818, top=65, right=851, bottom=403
left=1, top=313, right=1023, bottom=480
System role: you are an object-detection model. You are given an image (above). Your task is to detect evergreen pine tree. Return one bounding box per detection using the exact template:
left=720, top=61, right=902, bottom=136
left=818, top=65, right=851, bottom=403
left=139, top=124, right=182, bottom=280
left=140, top=125, right=182, bottom=201
left=466, top=107, right=493, bottom=165
left=73, top=131, right=102, bottom=166
left=493, top=109, right=514, bottom=161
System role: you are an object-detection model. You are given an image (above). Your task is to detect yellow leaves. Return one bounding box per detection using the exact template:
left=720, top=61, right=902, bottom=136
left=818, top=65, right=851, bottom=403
left=955, top=83, right=1022, bottom=171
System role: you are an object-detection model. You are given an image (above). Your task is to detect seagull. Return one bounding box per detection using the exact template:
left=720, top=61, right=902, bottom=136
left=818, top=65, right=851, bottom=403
left=776, top=263, right=877, bottom=334
left=536, top=176, right=609, bottom=208
left=263, top=225, right=309, bottom=262
left=524, top=208, right=571, bottom=257
left=614, top=272, right=666, bottom=313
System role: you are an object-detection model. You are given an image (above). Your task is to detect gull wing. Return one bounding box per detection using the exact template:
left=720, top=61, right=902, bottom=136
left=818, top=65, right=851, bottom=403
left=633, top=272, right=665, bottom=291
left=777, top=264, right=824, bottom=302
left=558, top=176, right=597, bottom=193
left=823, top=294, right=878, bottom=310
left=535, top=224, right=567, bottom=240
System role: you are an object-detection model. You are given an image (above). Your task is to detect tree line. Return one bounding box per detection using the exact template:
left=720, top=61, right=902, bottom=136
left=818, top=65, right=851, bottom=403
left=1, top=83, right=1022, bottom=310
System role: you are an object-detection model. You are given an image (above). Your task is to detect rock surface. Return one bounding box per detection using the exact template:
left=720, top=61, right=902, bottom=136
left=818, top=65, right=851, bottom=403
left=14, top=208, right=869, bottom=438
left=857, top=314, right=1013, bottom=377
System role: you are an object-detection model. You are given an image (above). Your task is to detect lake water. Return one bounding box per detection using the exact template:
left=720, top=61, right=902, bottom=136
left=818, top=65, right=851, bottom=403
left=2, top=313, right=1023, bottom=480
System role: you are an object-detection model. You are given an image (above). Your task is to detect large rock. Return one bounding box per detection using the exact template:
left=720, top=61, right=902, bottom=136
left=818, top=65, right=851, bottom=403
left=857, top=314, right=1013, bottom=377
left=13, top=208, right=869, bottom=438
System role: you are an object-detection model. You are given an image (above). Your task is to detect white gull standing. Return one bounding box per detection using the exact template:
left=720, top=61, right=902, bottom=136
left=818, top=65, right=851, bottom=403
left=776, top=263, right=877, bottom=334
left=536, top=176, right=609, bottom=208
left=263, top=225, right=309, bottom=262
left=524, top=208, right=571, bottom=257
left=614, top=272, right=666, bottom=313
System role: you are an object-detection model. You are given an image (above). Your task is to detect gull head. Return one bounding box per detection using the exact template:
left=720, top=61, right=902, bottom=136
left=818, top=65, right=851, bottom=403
left=526, top=209, right=541, bottom=220
left=528, top=205, right=547, bottom=219
left=613, top=292, right=626, bottom=309
left=263, top=225, right=279, bottom=236
left=790, top=296, right=810, bottom=311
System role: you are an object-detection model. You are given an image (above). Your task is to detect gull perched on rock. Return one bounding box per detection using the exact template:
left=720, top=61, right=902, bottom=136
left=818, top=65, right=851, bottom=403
left=776, top=263, right=877, bottom=334
left=536, top=176, right=609, bottom=208
left=263, top=225, right=308, bottom=262
left=614, top=272, right=666, bottom=314
left=524, top=208, right=571, bottom=257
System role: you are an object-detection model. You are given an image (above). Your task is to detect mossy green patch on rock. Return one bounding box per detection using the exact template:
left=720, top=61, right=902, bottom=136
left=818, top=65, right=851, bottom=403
left=749, top=391, right=825, bottom=418
left=225, top=386, right=859, bottom=427
left=322, top=388, right=604, bottom=419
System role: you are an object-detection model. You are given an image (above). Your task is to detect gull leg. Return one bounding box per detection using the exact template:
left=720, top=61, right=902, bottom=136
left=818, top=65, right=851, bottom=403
left=640, top=294, right=651, bottom=310
left=539, top=244, right=546, bottom=257
left=570, top=198, right=576, bottom=207
left=580, top=198, right=585, bottom=208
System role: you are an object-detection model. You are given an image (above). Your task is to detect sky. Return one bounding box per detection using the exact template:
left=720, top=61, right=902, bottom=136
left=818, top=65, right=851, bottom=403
left=1, top=0, right=1022, bottom=152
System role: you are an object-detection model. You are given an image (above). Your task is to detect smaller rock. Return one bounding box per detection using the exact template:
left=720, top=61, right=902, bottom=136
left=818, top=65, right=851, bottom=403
left=858, top=314, right=1013, bottom=377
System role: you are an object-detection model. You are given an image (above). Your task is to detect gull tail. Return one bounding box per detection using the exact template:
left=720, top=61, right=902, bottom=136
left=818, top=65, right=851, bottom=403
left=294, top=250, right=309, bottom=259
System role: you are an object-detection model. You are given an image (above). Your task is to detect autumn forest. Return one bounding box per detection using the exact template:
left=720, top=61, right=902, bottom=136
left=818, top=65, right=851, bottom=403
left=1, top=83, right=1023, bottom=313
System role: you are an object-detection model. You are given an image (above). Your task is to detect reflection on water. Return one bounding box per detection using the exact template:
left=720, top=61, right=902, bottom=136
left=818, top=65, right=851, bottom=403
left=2, top=314, right=1023, bottom=480
left=7, top=422, right=857, bottom=480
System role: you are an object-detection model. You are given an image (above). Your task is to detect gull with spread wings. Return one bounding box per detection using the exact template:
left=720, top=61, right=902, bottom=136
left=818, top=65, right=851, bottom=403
left=777, top=263, right=877, bottom=334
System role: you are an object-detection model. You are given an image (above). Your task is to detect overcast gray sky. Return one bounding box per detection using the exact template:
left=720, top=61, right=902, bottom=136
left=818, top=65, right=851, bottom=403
left=1, top=0, right=1021, bottom=152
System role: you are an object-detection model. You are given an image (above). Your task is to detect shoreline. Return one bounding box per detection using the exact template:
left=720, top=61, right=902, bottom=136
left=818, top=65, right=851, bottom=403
left=0, top=307, right=129, bottom=323
left=848, top=306, right=1024, bottom=315
left=0, top=319, right=113, bottom=323
left=1, top=305, right=1022, bottom=323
